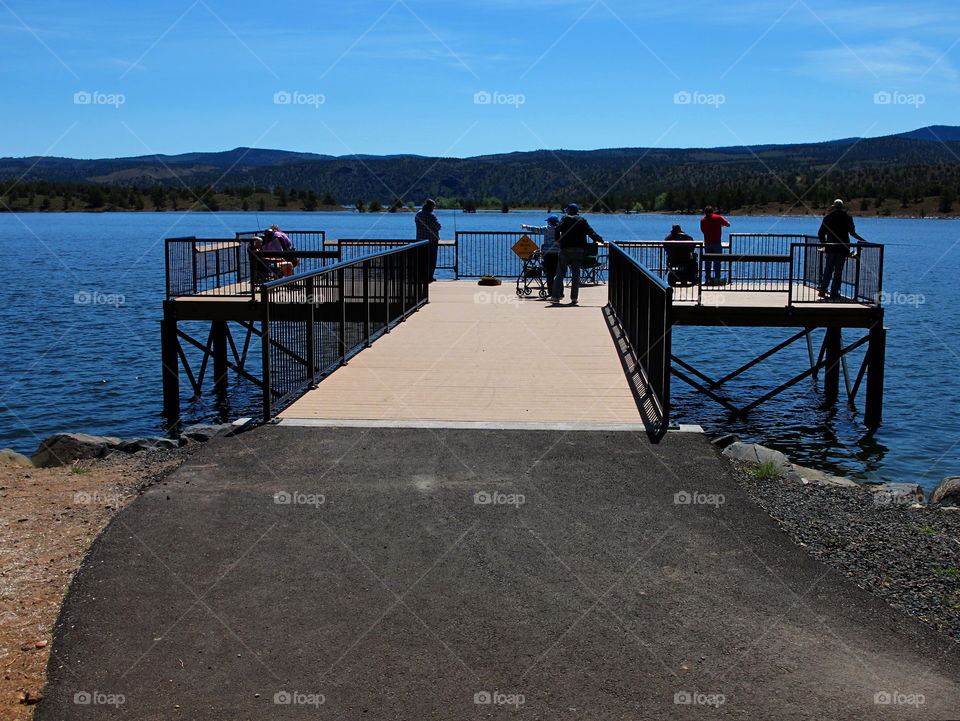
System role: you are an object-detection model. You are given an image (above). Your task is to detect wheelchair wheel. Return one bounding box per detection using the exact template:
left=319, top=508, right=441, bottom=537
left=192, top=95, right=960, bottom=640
left=523, top=287, right=532, bottom=295
left=539, top=288, right=549, bottom=298
left=516, top=287, right=524, bottom=297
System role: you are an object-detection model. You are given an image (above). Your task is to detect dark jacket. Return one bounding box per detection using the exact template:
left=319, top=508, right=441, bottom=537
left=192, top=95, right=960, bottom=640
left=415, top=209, right=441, bottom=242
left=665, top=230, right=694, bottom=241
left=818, top=208, right=856, bottom=253
left=556, top=214, right=603, bottom=249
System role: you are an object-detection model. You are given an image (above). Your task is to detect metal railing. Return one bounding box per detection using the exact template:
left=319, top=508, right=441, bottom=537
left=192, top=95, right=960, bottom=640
left=607, top=242, right=673, bottom=433
left=165, top=232, right=339, bottom=299
left=701, top=233, right=806, bottom=292
left=260, top=241, right=430, bottom=419
left=615, top=242, right=701, bottom=303
left=165, top=237, right=251, bottom=298
left=455, top=231, right=535, bottom=277
left=338, top=239, right=458, bottom=277
left=789, top=242, right=884, bottom=304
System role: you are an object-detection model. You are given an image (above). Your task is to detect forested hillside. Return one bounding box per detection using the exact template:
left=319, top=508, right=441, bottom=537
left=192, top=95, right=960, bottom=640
left=2, top=127, right=959, bottom=215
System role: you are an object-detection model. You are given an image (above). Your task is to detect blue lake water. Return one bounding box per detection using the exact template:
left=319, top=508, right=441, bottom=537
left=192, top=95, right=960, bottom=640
left=0, top=210, right=957, bottom=491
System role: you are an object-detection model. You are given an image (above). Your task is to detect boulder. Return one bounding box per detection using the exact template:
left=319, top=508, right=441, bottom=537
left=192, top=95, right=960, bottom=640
left=710, top=434, right=739, bottom=449
left=0, top=448, right=33, bottom=467
left=117, top=437, right=180, bottom=453
left=722, top=442, right=791, bottom=472
left=790, top=463, right=859, bottom=488
left=180, top=423, right=233, bottom=443
left=31, top=433, right=122, bottom=468
left=929, top=476, right=960, bottom=507
left=869, top=482, right=924, bottom=507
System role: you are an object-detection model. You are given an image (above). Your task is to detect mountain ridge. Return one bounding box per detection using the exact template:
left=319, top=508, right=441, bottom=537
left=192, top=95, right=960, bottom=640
left=2, top=126, right=959, bottom=210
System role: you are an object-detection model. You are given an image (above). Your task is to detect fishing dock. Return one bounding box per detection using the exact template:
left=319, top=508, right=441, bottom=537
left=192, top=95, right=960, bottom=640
left=161, top=230, right=886, bottom=434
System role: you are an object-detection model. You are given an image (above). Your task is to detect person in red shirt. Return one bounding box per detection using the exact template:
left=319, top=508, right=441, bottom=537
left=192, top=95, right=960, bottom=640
left=700, top=206, right=730, bottom=284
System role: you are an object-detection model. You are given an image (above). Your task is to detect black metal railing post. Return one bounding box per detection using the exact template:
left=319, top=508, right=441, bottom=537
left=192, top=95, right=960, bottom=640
left=260, top=286, right=272, bottom=422
left=363, top=259, right=371, bottom=347
left=338, top=266, right=347, bottom=366
left=306, top=275, right=317, bottom=385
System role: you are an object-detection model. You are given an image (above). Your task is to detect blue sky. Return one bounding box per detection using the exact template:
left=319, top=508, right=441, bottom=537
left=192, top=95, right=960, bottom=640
left=1, top=0, right=957, bottom=159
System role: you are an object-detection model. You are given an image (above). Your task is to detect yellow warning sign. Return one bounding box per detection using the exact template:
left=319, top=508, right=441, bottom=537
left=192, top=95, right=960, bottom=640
left=512, top=235, right=538, bottom=259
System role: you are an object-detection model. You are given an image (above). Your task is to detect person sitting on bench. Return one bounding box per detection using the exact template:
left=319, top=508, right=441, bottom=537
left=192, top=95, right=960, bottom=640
left=260, top=228, right=295, bottom=277
left=663, top=224, right=698, bottom=286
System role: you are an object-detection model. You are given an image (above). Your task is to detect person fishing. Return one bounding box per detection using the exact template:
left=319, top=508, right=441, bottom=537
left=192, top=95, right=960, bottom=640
left=551, top=204, right=603, bottom=306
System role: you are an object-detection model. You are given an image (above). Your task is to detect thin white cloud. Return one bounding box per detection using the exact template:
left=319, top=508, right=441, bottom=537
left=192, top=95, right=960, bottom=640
left=801, top=38, right=958, bottom=83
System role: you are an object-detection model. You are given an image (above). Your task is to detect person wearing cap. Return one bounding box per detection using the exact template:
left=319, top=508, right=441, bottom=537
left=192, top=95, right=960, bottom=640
left=665, top=223, right=694, bottom=241
left=817, top=199, right=867, bottom=299
left=700, top=206, right=731, bottom=284
left=552, top=203, right=603, bottom=305
left=521, top=215, right=561, bottom=296
left=415, top=199, right=442, bottom=282
left=664, top=224, right=698, bottom=286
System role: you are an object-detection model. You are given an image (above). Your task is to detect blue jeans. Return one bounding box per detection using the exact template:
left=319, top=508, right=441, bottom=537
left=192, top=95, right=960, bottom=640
left=820, top=252, right=847, bottom=295
left=704, top=242, right=722, bottom=279
left=427, top=239, right=439, bottom=280
left=553, top=247, right=584, bottom=301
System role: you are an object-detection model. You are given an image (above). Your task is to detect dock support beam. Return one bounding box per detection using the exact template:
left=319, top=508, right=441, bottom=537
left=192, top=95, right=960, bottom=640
left=161, top=302, right=180, bottom=424
left=864, top=322, right=886, bottom=428
left=823, top=327, right=842, bottom=402
left=212, top=320, right=229, bottom=401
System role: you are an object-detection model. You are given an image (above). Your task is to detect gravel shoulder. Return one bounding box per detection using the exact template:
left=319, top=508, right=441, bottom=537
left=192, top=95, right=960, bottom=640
left=735, top=464, right=960, bottom=643
left=0, top=448, right=194, bottom=720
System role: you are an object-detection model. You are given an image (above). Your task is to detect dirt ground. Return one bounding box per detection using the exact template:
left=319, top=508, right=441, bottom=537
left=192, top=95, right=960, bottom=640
left=0, top=451, right=189, bottom=720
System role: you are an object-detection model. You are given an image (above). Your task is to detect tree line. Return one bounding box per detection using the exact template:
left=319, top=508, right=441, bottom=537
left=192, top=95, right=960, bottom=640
left=1, top=164, right=958, bottom=215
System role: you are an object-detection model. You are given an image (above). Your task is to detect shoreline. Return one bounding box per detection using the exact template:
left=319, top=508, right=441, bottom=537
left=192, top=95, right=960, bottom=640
left=1, top=207, right=958, bottom=220
left=0, top=447, right=196, bottom=718
left=721, top=438, right=960, bottom=644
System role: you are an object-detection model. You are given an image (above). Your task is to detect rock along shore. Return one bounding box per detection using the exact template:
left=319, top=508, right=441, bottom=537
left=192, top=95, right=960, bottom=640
left=1, top=423, right=237, bottom=470
left=719, top=439, right=960, bottom=643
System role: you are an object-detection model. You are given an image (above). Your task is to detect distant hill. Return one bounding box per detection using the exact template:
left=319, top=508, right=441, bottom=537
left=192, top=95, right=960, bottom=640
left=892, top=125, right=960, bottom=142
left=2, top=126, right=959, bottom=213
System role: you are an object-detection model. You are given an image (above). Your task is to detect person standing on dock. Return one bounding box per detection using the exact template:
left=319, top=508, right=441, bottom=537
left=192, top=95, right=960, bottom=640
left=818, top=199, right=867, bottom=299
left=521, top=215, right=561, bottom=295
left=415, top=199, right=442, bottom=282
left=552, top=204, right=603, bottom=305
left=700, top=206, right=730, bottom=284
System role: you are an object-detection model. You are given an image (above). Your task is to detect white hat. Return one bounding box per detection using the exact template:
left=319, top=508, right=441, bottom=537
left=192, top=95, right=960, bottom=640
left=832, top=199, right=844, bottom=207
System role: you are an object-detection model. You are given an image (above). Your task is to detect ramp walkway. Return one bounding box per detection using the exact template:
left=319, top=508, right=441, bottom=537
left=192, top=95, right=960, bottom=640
left=279, top=280, right=645, bottom=427
left=39, top=426, right=960, bottom=720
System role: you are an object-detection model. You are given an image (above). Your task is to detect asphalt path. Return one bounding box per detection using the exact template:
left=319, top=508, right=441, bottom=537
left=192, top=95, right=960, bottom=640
left=39, top=426, right=960, bottom=720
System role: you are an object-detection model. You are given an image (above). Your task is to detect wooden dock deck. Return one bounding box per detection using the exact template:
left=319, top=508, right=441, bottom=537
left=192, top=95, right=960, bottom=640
left=279, top=281, right=644, bottom=425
